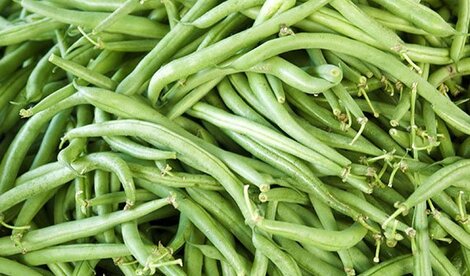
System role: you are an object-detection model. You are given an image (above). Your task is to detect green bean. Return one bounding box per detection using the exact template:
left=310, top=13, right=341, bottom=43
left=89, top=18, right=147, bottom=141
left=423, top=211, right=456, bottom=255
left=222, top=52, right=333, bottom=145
left=92, top=0, right=142, bottom=34
left=18, top=244, right=132, bottom=265
left=95, top=108, right=177, bottom=161
left=198, top=13, right=249, bottom=50
left=253, top=217, right=368, bottom=251
left=30, top=109, right=71, bottom=169
left=330, top=0, right=413, bottom=63
left=46, top=0, right=162, bottom=12
left=191, top=0, right=264, bottom=29
left=252, top=231, right=301, bottom=276
left=49, top=54, right=117, bottom=90
left=161, top=0, right=179, bottom=29
left=11, top=188, right=58, bottom=242
left=0, top=66, right=33, bottom=111
left=429, top=241, right=461, bottom=275
left=0, top=40, right=44, bottom=79
left=47, top=263, right=73, bottom=276
left=259, top=188, right=309, bottom=205
left=437, top=118, right=456, bottom=158
left=295, top=116, right=382, bottom=155
left=334, top=51, right=374, bottom=78
left=26, top=45, right=60, bottom=102
left=0, top=197, right=170, bottom=256
left=147, top=0, right=334, bottom=103
left=0, top=17, right=63, bottom=46
left=1, top=153, right=135, bottom=215
left=129, top=163, right=222, bottom=191
left=360, top=254, right=413, bottom=275
left=369, top=0, right=455, bottom=36
left=168, top=214, right=191, bottom=252
left=198, top=110, right=371, bottom=194
left=116, top=0, right=219, bottom=95
left=390, top=88, right=411, bottom=126
left=217, top=78, right=272, bottom=127
left=163, top=56, right=341, bottom=106
left=227, top=73, right=271, bottom=118
left=306, top=7, right=380, bottom=48
left=75, top=152, right=137, bottom=209
left=358, top=4, right=430, bottom=35
left=102, top=39, right=159, bottom=52
left=204, top=255, right=220, bottom=276
left=57, top=104, right=93, bottom=171
left=275, top=236, right=345, bottom=275
left=256, top=0, right=296, bottom=25
left=431, top=207, right=470, bottom=249
left=184, top=227, right=205, bottom=276
left=21, top=0, right=169, bottom=38
left=327, top=186, right=409, bottom=232
left=279, top=203, right=323, bottom=228
left=172, top=116, right=218, bottom=145
left=286, top=85, right=346, bottom=132
left=22, top=47, right=117, bottom=117
left=250, top=202, right=275, bottom=276
left=412, top=201, right=432, bottom=275
left=71, top=259, right=99, bottom=276
left=429, top=217, right=450, bottom=241
left=310, top=196, right=356, bottom=274
left=324, top=50, right=363, bottom=84
left=166, top=78, right=222, bottom=119
left=93, top=168, right=115, bottom=242
left=0, top=256, right=43, bottom=276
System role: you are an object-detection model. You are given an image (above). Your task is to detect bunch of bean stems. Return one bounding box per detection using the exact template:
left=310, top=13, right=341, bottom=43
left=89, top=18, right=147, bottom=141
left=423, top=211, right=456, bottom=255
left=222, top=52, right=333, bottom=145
left=1, top=0, right=470, bottom=275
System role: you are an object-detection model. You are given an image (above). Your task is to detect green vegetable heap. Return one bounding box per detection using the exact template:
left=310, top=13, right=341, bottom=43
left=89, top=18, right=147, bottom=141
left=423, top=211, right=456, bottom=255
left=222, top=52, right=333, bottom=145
left=0, top=0, right=470, bottom=275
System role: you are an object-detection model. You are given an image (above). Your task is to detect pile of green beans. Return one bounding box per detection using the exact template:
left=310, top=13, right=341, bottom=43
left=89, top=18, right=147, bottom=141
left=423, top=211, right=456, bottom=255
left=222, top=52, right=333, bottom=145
left=1, top=0, right=470, bottom=275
